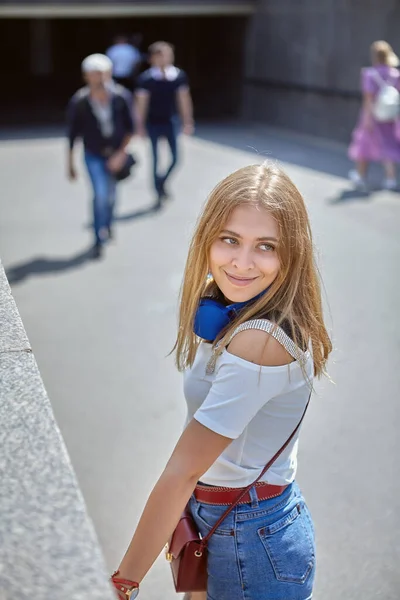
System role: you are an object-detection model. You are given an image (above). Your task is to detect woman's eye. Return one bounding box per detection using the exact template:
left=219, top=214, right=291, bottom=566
left=259, top=243, right=274, bottom=252
left=220, top=237, right=238, bottom=245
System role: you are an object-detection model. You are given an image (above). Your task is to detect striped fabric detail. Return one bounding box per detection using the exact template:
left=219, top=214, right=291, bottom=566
left=206, top=319, right=307, bottom=375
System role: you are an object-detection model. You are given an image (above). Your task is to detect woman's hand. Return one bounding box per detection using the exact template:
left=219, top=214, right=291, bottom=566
left=116, top=420, right=232, bottom=585
left=110, top=571, right=139, bottom=599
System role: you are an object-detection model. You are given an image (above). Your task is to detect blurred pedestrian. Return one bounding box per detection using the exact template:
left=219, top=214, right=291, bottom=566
left=135, top=41, right=194, bottom=208
left=110, top=162, right=332, bottom=600
left=106, top=35, right=142, bottom=91
left=130, top=32, right=144, bottom=53
left=348, top=40, right=400, bottom=191
left=67, top=54, right=134, bottom=258
left=129, top=33, right=145, bottom=90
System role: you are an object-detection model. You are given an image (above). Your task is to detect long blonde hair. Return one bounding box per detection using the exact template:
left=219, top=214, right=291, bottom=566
left=174, top=162, right=332, bottom=378
left=371, top=40, right=399, bottom=67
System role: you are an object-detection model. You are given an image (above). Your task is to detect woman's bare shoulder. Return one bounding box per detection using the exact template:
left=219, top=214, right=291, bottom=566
left=227, top=327, right=294, bottom=367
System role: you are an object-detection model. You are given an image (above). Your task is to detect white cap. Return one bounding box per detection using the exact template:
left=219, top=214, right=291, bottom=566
left=81, top=53, right=112, bottom=73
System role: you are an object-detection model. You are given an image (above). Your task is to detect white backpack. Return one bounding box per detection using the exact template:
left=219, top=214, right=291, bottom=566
left=371, top=69, right=400, bottom=122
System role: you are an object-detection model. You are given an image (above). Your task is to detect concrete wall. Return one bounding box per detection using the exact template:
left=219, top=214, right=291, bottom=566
left=244, top=0, right=400, bottom=142
left=0, top=262, right=114, bottom=600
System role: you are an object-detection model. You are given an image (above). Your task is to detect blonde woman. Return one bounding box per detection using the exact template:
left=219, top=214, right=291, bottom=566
left=111, top=163, right=332, bottom=600
left=349, top=40, right=400, bottom=191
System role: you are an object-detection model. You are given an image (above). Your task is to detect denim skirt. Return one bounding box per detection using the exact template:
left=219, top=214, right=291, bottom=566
left=189, top=482, right=315, bottom=600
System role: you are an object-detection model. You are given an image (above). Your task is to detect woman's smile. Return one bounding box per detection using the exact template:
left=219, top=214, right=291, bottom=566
left=223, top=271, right=259, bottom=287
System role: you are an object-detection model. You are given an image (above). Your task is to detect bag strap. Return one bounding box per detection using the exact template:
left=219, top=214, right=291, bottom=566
left=206, top=318, right=307, bottom=375
left=200, top=394, right=311, bottom=548
left=227, top=319, right=307, bottom=364
left=371, top=69, right=385, bottom=88
left=371, top=68, right=395, bottom=89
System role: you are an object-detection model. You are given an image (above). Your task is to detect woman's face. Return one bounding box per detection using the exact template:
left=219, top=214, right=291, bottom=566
left=209, top=204, right=281, bottom=303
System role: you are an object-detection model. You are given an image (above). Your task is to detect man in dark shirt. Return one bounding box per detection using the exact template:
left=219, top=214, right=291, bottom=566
left=135, top=41, right=194, bottom=208
left=67, top=54, right=134, bottom=258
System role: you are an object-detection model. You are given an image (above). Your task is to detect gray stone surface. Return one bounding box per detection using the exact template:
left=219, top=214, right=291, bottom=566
left=0, top=264, right=30, bottom=353
left=0, top=266, right=114, bottom=600
left=0, top=123, right=400, bottom=599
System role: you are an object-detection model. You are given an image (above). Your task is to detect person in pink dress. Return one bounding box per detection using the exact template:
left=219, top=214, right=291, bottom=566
left=348, top=40, right=400, bottom=191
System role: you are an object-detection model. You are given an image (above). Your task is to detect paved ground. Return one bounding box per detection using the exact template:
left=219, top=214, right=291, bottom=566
left=1, top=122, right=400, bottom=599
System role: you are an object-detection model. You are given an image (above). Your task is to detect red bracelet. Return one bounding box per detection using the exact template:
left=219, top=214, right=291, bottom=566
left=111, top=571, right=139, bottom=599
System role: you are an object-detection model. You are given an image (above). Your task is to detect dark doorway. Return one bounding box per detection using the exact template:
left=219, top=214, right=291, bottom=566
left=0, top=15, right=248, bottom=126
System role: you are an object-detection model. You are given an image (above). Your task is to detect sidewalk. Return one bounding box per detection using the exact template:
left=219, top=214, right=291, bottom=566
left=1, top=122, right=399, bottom=600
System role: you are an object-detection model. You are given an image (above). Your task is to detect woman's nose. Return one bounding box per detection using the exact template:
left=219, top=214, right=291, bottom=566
left=232, top=247, right=255, bottom=270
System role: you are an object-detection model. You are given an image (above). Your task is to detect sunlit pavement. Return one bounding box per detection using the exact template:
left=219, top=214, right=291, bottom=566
left=1, top=122, right=399, bottom=600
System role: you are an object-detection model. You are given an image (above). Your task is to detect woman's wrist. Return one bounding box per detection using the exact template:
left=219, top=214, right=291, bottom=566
left=111, top=570, right=139, bottom=599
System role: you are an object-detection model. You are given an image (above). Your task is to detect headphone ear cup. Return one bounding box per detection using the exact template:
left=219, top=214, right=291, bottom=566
left=193, top=288, right=270, bottom=341
left=199, top=298, right=224, bottom=310
left=194, top=298, right=231, bottom=341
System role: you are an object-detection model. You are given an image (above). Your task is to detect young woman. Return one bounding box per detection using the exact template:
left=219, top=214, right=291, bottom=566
left=348, top=40, right=400, bottom=191
left=111, top=162, right=332, bottom=600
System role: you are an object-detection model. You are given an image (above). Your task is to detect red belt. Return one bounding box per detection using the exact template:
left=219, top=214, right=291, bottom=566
left=194, top=482, right=288, bottom=506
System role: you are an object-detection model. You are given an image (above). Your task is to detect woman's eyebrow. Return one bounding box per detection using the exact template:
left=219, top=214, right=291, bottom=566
left=221, top=229, right=278, bottom=242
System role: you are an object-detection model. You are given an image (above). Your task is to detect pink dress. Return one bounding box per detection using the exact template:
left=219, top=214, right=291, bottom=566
left=348, top=65, right=400, bottom=162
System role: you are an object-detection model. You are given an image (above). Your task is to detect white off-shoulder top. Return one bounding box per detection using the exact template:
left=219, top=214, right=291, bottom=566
left=183, top=319, right=313, bottom=488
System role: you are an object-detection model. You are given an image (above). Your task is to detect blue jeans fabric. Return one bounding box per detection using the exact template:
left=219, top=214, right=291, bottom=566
left=84, top=151, right=117, bottom=245
left=189, top=482, right=315, bottom=600
left=147, top=120, right=178, bottom=193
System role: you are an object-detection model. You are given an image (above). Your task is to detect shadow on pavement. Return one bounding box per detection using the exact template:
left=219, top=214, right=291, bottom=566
left=0, top=125, right=64, bottom=142
left=114, top=204, right=160, bottom=222
left=328, top=184, right=400, bottom=204
left=6, top=246, right=97, bottom=285
left=83, top=204, right=161, bottom=230
left=195, top=122, right=400, bottom=205
left=0, top=120, right=354, bottom=180
left=194, top=121, right=352, bottom=179
left=328, top=189, right=372, bottom=204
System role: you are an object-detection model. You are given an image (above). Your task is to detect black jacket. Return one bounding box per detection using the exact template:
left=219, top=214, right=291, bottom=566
left=67, top=85, right=134, bottom=156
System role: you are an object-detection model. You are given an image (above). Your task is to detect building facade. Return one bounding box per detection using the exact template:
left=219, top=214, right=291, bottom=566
left=1, top=0, right=399, bottom=141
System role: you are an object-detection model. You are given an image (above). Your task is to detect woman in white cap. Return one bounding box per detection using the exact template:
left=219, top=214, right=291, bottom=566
left=66, top=54, right=134, bottom=258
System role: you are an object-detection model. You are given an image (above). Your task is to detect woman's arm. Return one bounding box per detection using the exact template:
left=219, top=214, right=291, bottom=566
left=117, top=419, right=232, bottom=583
left=360, top=68, right=376, bottom=129
left=117, top=330, right=291, bottom=585
left=362, top=92, right=375, bottom=128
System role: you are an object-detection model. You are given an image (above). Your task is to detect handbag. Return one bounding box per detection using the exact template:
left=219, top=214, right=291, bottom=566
left=114, top=153, right=137, bottom=181
left=166, top=396, right=311, bottom=593
left=371, top=69, right=400, bottom=122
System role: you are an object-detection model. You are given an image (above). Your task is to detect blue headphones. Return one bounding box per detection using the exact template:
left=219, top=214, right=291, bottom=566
left=193, top=289, right=268, bottom=342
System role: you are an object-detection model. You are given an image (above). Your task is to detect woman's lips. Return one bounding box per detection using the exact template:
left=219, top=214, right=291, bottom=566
left=224, top=272, right=258, bottom=287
